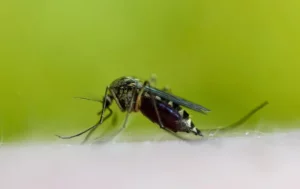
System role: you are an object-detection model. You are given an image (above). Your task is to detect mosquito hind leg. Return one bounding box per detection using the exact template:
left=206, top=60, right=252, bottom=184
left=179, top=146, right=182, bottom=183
left=206, top=101, right=269, bottom=137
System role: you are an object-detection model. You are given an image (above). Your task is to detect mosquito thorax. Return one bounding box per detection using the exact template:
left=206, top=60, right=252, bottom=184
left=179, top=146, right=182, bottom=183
left=109, top=76, right=142, bottom=111
left=109, top=76, right=141, bottom=88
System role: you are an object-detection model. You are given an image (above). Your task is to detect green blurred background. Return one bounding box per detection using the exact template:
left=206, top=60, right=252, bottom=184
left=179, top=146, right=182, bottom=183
left=1, top=0, right=300, bottom=143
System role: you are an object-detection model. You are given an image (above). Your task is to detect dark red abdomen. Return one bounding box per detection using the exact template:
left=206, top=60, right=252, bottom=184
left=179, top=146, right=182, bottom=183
left=139, top=96, right=188, bottom=133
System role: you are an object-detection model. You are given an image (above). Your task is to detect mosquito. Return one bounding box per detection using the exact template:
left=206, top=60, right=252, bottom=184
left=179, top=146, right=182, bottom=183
left=56, top=76, right=268, bottom=144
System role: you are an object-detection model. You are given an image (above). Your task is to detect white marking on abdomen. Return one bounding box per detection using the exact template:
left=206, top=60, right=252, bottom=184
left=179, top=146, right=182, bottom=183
left=186, top=119, right=192, bottom=128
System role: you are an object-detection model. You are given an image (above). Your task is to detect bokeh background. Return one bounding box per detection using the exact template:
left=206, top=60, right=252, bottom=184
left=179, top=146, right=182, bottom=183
left=1, top=0, right=299, bottom=143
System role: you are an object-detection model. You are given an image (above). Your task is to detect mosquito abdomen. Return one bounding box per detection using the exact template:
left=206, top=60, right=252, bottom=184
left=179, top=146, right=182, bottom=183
left=140, top=96, right=202, bottom=136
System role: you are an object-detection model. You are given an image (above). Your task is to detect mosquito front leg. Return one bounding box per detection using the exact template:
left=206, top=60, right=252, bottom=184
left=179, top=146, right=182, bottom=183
left=79, top=89, right=114, bottom=144
left=92, top=87, right=137, bottom=143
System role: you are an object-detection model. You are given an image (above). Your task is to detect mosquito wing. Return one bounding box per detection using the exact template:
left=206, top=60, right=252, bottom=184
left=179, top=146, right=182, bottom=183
left=144, top=86, right=211, bottom=114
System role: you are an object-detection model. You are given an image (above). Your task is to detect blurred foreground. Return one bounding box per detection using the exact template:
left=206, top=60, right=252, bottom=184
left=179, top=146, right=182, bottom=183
left=1, top=130, right=300, bottom=189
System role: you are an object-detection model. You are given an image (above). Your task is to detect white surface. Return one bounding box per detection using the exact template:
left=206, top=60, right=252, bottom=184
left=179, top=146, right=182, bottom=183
left=1, top=132, right=300, bottom=189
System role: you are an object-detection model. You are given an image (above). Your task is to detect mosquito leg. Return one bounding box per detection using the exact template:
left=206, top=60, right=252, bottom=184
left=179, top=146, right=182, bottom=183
left=92, top=87, right=137, bottom=143
left=134, top=80, right=149, bottom=111
left=56, top=108, right=112, bottom=141
left=79, top=87, right=112, bottom=144
left=56, top=119, right=102, bottom=140
left=98, top=86, right=110, bottom=124
left=81, top=107, right=113, bottom=144
left=162, top=86, right=171, bottom=93
left=149, top=74, right=157, bottom=86
left=207, top=101, right=269, bottom=137
left=56, top=86, right=110, bottom=141
left=157, top=85, right=192, bottom=137
left=149, top=74, right=171, bottom=93
left=132, top=80, right=172, bottom=132
left=141, top=81, right=189, bottom=140
left=136, top=80, right=164, bottom=127
left=111, top=88, right=137, bottom=137
left=92, top=109, right=131, bottom=144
